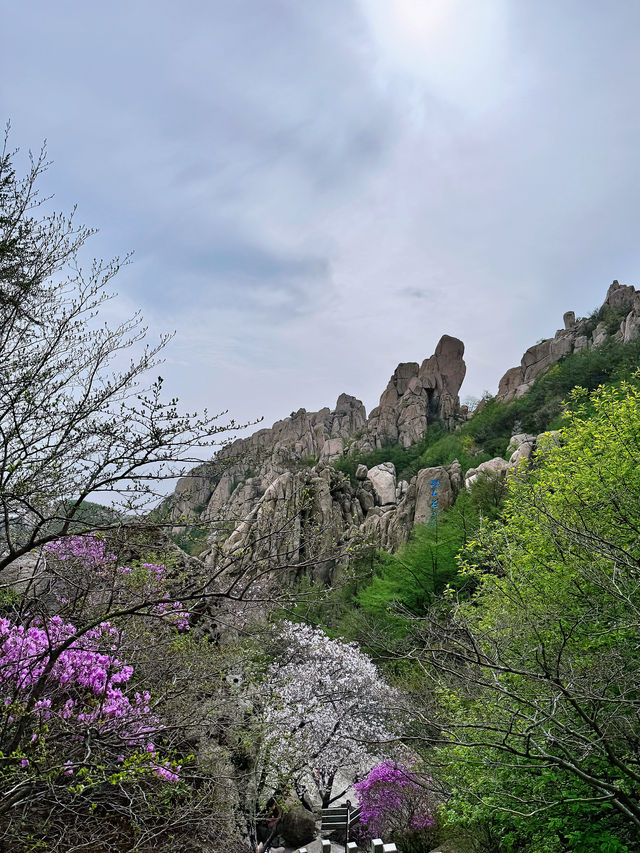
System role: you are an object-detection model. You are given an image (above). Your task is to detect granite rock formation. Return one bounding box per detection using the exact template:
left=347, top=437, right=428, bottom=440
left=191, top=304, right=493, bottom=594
left=170, top=335, right=466, bottom=537
left=359, top=334, right=466, bottom=451
left=167, top=279, right=640, bottom=591
left=496, top=281, right=640, bottom=402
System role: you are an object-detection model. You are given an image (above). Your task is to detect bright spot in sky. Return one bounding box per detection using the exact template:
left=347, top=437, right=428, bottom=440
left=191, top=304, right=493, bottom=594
left=359, top=0, right=511, bottom=114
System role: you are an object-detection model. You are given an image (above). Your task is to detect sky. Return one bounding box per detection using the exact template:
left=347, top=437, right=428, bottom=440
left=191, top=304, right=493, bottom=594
left=3, top=0, right=640, bottom=438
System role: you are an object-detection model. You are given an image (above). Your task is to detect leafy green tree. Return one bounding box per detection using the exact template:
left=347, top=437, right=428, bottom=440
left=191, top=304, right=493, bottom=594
left=410, top=381, right=640, bottom=849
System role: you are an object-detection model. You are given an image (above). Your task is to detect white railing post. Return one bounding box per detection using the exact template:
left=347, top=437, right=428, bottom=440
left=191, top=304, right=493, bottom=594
left=382, top=844, right=398, bottom=852
left=346, top=843, right=358, bottom=853
left=321, top=840, right=331, bottom=853
left=371, top=840, right=384, bottom=853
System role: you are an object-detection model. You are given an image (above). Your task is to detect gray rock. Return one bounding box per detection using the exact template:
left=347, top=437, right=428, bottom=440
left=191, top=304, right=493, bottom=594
left=465, top=457, right=511, bottom=490
left=320, top=437, right=344, bottom=463
left=620, top=293, right=640, bottom=343
left=367, top=462, right=397, bottom=505
left=279, top=805, right=316, bottom=848
left=329, top=393, right=367, bottom=439
left=357, top=486, right=375, bottom=514
left=359, top=335, right=466, bottom=451
left=496, top=365, right=523, bottom=402
left=509, top=442, right=534, bottom=466
left=591, top=321, right=608, bottom=347
left=414, top=463, right=462, bottom=523
left=355, top=464, right=368, bottom=480
left=506, top=433, right=537, bottom=456
left=396, top=479, right=409, bottom=500
left=605, top=279, right=636, bottom=313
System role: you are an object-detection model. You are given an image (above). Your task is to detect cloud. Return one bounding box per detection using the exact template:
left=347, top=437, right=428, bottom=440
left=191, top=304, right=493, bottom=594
left=3, top=0, right=640, bottom=438
left=356, top=0, right=513, bottom=115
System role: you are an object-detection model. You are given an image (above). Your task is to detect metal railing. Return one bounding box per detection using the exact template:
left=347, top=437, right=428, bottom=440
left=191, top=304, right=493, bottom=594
left=298, top=839, right=398, bottom=852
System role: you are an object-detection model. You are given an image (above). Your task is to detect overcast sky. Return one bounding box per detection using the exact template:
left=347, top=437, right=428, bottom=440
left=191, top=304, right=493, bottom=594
left=3, top=0, right=640, bottom=435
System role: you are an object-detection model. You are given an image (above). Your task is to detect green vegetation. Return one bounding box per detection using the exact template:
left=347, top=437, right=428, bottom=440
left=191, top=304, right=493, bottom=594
left=355, top=483, right=504, bottom=622
left=309, top=366, right=640, bottom=851
left=408, top=380, right=640, bottom=852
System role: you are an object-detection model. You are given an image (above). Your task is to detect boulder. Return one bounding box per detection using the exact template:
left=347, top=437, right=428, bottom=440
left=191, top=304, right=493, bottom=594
left=355, top=464, right=368, bottom=480
left=279, top=805, right=316, bottom=848
left=509, top=442, right=534, bottom=466
left=506, top=433, right=537, bottom=456
left=465, top=457, right=511, bottom=490
left=396, top=479, right=409, bottom=500
left=414, top=463, right=462, bottom=523
left=357, top=484, right=375, bottom=513
left=367, top=462, right=397, bottom=505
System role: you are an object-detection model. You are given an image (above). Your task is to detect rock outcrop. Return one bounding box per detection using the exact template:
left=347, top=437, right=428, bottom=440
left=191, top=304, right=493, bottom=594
left=167, top=278, right=640, bottom=592
left=496, top=280, right=640, bottom=402
left=170, top=335, right=466, bottom=541
left=360, top=335, right=466, bottom=451
left=198, top=456, right=466, bottom=590
left=463, top=431, right=559, bottom=491
left=171, top=394, right=367, bottom=526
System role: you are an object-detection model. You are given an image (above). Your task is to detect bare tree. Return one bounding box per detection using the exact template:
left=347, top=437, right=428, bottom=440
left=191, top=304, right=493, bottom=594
left=0, top=126, right=239, bottom=572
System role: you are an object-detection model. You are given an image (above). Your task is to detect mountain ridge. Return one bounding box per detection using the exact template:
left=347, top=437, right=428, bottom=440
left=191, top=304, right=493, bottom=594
left=168, top=279, right=640, bottom=586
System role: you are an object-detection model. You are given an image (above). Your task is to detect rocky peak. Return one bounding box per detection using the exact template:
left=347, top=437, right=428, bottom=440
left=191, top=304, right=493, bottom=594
left=605, top=280, right=636, bottom=313
left=169, top=333, right=468, bottom=558
left=360, top=334, right=466, bottom=451
left=496, top=280, right=640, bottom=403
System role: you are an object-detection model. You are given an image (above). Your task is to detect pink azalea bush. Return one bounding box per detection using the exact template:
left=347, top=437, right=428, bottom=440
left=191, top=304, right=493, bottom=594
left=45, top=535, right=115, bottom=568
left=0, top=613, right=180, bottom=781
left=354, top=761, right=436, bottom=847
left=2, top=536, right=192, bottom=783
left=45, top=536, right=190, bottom=631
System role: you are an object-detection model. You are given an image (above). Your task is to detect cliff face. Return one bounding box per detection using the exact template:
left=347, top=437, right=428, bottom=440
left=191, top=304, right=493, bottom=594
left=169, top=279, right=640, bottom=587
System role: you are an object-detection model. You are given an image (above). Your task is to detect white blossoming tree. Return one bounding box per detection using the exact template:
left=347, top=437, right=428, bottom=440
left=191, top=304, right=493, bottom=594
left=263, top=621, right=396, bottom=810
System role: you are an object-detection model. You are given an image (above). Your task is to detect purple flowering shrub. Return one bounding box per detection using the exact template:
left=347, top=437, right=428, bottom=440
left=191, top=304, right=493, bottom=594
left=44, top=535, right=190, bottom=631
left=0, top=613, right=180, bottom=783
left=0, top=530, right=258, bottom=850
left=354, top=761, right=437, bottom=850
left=0, top=536, right=192, bottom=788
